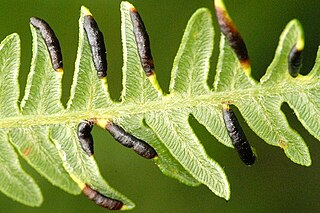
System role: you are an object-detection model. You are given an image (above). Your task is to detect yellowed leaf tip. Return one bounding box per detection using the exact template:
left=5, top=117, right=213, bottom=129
left=121, top=1, right=135, bottom=11
left=81, top=6, right=92, bottom=17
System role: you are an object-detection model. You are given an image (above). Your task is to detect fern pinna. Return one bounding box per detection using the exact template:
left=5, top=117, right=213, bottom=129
left=0, top=0, right=319, bottom=210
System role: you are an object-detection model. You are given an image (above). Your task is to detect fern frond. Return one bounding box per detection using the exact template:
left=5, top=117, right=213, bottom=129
left=0, top=0, right=319, bottom=209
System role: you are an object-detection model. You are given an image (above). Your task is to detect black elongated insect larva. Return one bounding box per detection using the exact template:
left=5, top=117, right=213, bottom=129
left=288, top=42, right=304, bottom=78
left=83, top=14, right=107, bottom=79
left=82, top=184, right=124, bottom=210
left=129, top=6, right=154, bottom=77
left=214, top=0, right=251, bottom=74
left=77, top=120, right=95, bottom=156
left=222, top=104, right=255, bottom=166
left=105, top=122, right=157, bottom=159
left=30, top=17, right=63, bottom=72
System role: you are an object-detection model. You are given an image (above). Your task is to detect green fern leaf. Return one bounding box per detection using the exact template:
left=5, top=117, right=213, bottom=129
left=0, top=34, right=42, bottom=207
left=0, top=0, right=319, bottom=209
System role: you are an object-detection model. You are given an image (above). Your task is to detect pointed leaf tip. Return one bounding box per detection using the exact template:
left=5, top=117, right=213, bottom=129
left=214, top=0, right=227, bottom=10
left=121, top=1, right=134, bottom=10
left=81, top=6, right=92, bottom=16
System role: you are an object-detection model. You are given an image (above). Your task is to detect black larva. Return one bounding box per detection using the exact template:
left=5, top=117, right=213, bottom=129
left=82, top=184, right=123, bottom=210
left=30, top=17, right=63, bottom=71
left=77, top=121, right=94, bottom=156
left=129, top=7, right=155, bottom=77
left=288, top=44, right=303, bottom=77
left=214, top=3, right=250, bottom=69
left=222, top=105, right=255, bottom=166
left=83, top=15, right=107, bottom=79
left=105, top=122, right=157, bottom=159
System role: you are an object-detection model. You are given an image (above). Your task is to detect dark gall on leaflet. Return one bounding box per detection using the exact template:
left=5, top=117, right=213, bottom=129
left=288, top=44, right=303, bottom=77
left=105, top=122, right=157, bottom=159
left=82, top=184, right=123, bottom=210
left=83, top=15, right=108, bottom=79
left=30, top=17, right=63, bottom=71
left=77, top=121, right=95, bottom=156
left=222, top=105, right=255, bottom=166
left=129, top=7, right=155, bottom=77
left=215, top=5, right=250, bottom=68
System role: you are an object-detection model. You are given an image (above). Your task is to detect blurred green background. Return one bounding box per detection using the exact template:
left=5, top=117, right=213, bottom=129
left=1, top=0, right=320, bottom=212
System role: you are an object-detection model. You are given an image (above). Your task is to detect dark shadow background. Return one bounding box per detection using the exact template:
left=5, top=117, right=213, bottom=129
left=0, top=0, right=320, bottom=212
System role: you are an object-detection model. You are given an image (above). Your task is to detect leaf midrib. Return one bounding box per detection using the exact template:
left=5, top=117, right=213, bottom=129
left=0, top=79, right=317, bottom=129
